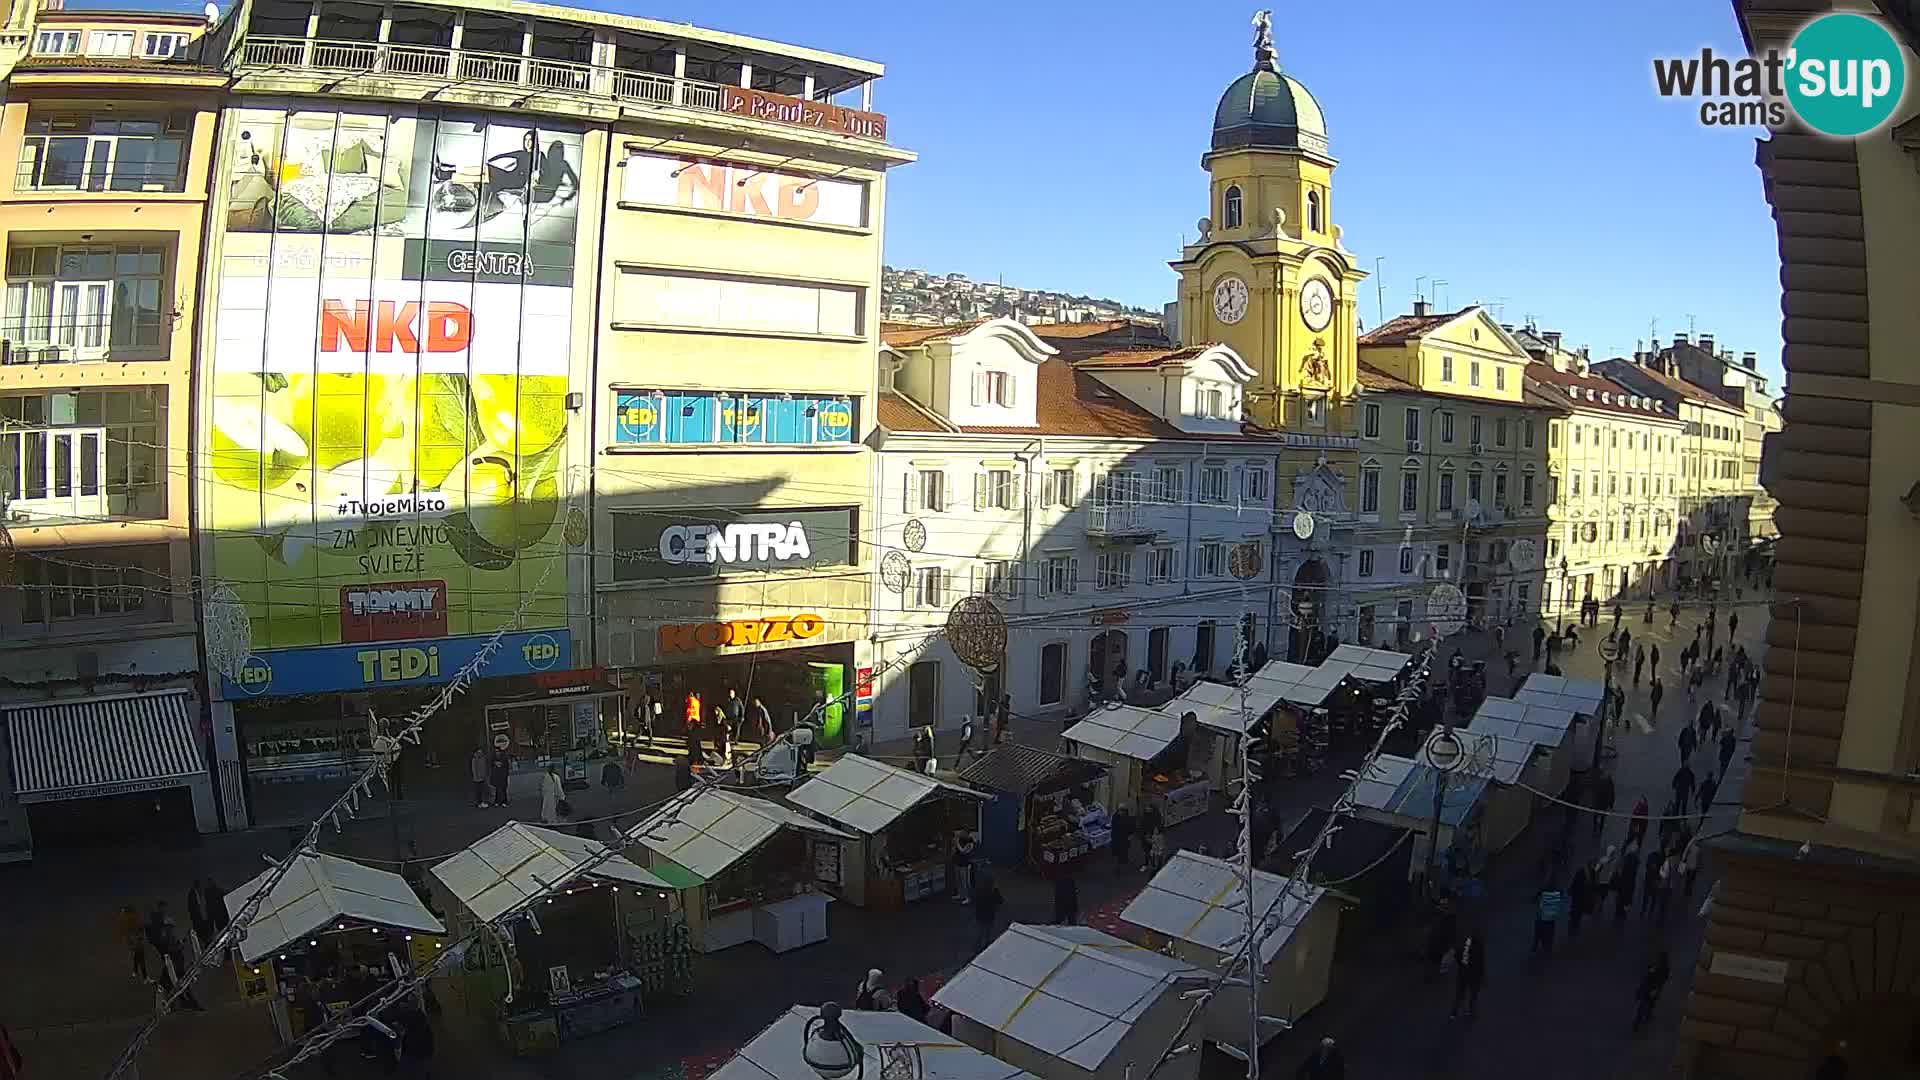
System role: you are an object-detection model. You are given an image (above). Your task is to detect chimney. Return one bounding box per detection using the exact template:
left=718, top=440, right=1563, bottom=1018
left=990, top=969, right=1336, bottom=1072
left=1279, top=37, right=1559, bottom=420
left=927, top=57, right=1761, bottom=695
left=1699, top=333, right=1714, bottom=354
left=1742, top=350, right=1757, bottom=366
left=1413, top=299, right=1432, bottom=317
left=1544, top=331, right=1562, bottom=351
left=1674, top=333, right=1689, bottom=347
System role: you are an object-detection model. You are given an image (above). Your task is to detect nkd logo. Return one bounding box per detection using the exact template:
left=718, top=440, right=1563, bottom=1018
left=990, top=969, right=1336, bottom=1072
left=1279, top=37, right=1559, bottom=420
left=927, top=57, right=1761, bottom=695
left=521, top=633, right=563, bottom=671
left=233, top=655, right=274, bottom=696
left=658, top=522, right=813, bottom=566
left=320, top=300, right=472, bottom=354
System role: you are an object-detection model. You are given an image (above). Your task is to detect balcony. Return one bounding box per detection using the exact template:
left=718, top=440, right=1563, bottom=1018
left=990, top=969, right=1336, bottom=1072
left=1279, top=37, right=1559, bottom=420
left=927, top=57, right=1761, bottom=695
left=236, top=36, right=889, bottom=144
left=1086, top=503, right=1160, bottom=544
left=1, top=314, right=170, bottom=365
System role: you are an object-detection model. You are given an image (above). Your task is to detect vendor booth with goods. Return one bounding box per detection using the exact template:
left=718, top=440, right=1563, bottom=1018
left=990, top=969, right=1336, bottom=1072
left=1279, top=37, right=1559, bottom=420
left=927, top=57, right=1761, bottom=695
left=958, top=744, right=1111, bottom=869
left=1061, top=704, right=1205, bottom=827
left=625, top=789, right=850, bottom=954
left=1351, top=755, right=1488, bottom=884
left=1511, top=673, right=1607, bottom=772
left=225, top=852, right=446, bottom=1044
left=933, top=923, right=1205, bottom=1080
left=1315, top=644, right=1414, bottom=732
left=1465, top=695, right=1578, bottom=797
left=1435, top=728, right=1535, bottom=854
left=1164, top=680, right=1280, bottom=796
left=1118, top=850, right=1341, bottom=1056
left=713, top=1004, right=1041, bottom=1080
left=784, top=754, right=987, bottom=909
left=1242, top=659, right=1345, bottom=778
left=427, top=822, right=686, bottom=1054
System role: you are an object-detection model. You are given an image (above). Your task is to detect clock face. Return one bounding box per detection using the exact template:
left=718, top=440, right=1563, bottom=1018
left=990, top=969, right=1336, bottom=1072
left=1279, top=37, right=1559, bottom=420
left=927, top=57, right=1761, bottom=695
left=1299, top=278, right=1334, bottom=332
left=1212, top=275, right=1249, bottom=325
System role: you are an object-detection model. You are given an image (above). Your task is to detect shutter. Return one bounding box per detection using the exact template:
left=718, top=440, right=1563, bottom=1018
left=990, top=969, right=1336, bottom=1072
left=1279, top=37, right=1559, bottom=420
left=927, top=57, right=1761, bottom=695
left=1063, top=471, right=1078, bottom=508
left=1006, top=562, right=1021, bottom=599
left=1005, top=377, right=1017, bottom=407
left=939, top=471, right=953, bottom=512
left=1067, top=557, right=1080, bottom=594
left=941, top=567, right=954, bottom=604
left=970, top=564, right=983, bottom=595
left=1010, top=471, right=1024, bottom=506
left=903, top=471, right=919, bottom=513
left=973, top=472, right=987, bottom=511
left=1038, top=470, right=1055, bottom=509
left=970, top=373, right=985, bottom=406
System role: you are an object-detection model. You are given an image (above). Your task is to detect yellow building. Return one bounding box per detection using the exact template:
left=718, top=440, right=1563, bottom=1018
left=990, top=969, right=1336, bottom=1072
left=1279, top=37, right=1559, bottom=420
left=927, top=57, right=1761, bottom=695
left=1514, top=328, right=1686, bottom=615
left=0, top=6, right=223, bottom=859
left=1353, top=304, right=1557, bottom=635
left=1675, top=3, right=1920, bottom=1077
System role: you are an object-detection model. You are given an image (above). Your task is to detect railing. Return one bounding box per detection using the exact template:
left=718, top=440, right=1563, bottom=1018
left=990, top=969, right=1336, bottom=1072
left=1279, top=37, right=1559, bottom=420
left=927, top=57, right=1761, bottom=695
left=0, top=317, right=170, bottom=364
left=237, top=36, right=879, bottom=140
left=1087, top=503, right=1156, bottom=536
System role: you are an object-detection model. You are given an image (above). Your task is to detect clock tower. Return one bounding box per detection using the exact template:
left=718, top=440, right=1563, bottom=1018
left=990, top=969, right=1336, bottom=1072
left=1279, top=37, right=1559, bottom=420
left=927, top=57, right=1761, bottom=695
left=1170, top=13, right=1369, bottom=431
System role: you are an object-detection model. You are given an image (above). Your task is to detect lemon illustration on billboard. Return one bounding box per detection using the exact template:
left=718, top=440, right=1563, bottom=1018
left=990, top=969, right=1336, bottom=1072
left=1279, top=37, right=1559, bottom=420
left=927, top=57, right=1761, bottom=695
left=208, top=106, right=583, bottom=654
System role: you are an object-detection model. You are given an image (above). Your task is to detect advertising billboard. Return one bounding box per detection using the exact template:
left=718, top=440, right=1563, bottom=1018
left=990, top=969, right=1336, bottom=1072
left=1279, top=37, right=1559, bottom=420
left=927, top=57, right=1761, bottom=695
left=207, top=105, right=584, bottom=685
left=608, top=507, right=856, bottom=582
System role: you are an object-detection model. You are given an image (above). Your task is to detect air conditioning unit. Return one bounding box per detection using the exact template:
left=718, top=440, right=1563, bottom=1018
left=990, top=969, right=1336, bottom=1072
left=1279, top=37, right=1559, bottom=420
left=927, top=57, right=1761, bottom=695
left=1469, top=441, right=1485, bottom=456
left=1406, top=438, right=1423, bottom=453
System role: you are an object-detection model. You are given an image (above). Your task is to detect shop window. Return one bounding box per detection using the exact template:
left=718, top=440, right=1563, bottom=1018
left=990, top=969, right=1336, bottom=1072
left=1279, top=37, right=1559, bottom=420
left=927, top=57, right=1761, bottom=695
left=16, top=114, right=189, bottom=193
left=1038, top=642, right=1067, bottom=706
left=16, top=543, right=167, bottom=627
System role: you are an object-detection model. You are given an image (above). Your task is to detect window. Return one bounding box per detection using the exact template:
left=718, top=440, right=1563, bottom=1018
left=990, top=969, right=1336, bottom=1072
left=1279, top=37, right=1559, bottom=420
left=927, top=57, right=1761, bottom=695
left=1435, top=543, right=1451, bottom=573
left=1495, top=366, right=1507, bottom=391
left=1147, top=546, right=1178, bottom=584
left=1573, top=424, right=1582, bottom=445
left=1438, top=470, right=1455, bottom=510
left=1199, top=386, right=1226, bottom=419
left=34, top=29, right=80, bottom=54
left=1200, top=465, right=1230, bottom=504
left=1494, top=472, right=1509, bottom=508
left=1152, top=465, right=1181, bottom=505
left=1304, top=395, right=1325, bottom=425
left=1441, top=356, right=1454, bottom=382
left=1043, top=467, right=1078, bottom=509
left=1404, top=408, right=1421, bottom=443
left=1096, top=550, right=1133, bottom=591
left=1522, top=472, right=1536, bottom=507
left=1306, top=190, right=1322, bottom=232
left=1608, top=475, right=1617, bottom=496
left=0, top=389, right=164, bottom=521
left=975, top=468, right=1016, bottom=511
left=1469, top=415, right=1483, bottom=446
left=1039, top=642, right=1067, bottom=706
left=1362, top=403, right=1380, bottom=439
left=17, top=544, right=166, bottom=627
left=1441, top=411, right=1455, bottom=443
left=142, top=32, right=188, bottom=58
left=977, top=560, right=1019, bottom=600
left=1469, top=361, right=1482, bottom=387
left=1496, top=417, right=1510, bottom=447
left=1642, top=433, right=1650, bottom=450
left=1241, top=465, right=1270, bottom=503
left=1398, top=547, right=1415, bottom=574
left=1546, top=537, right=1559, bottom=561
left=5, top=244, right=170, bottom=361
left=1360, top=466, right=1380, bottom=513
left=87, top=30, right=134, bottom=56
left=1400, top=470, right=1418, bottom=513
left=1196, top=541, right=1226, bottom=579
left=1572, top=473, right=1583, bottom=497
left=1610, top=429, right=1618, bottom=449
left=1358, top=549, right=1375, bottom=577
left=1040, top=554, right=1078, bottom=597
left=1549, top=421, right=1561, bottom=449
left=906, top=469, right=946, bottom=512
left=614, top=391, right=856, bottom=447
left=1223, top=185, right=1243, bottom=229
left=1525, top=419, right=1537, bottom=448
left=912, top=566, right=948, bottom=608
left=1467, top=468, right=1483, bottom=504
left=971, top=370, right=1015, bottom=408
left=616, top=269, right=864, bottom=337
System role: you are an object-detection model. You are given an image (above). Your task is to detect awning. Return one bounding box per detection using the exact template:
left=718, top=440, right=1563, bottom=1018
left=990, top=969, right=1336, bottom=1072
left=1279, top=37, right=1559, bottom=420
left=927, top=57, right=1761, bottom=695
left=1245, top=660, right=1340, bottom=708
left=431, top=821, right=675, bottom=923
left=1166, top=680, right=1283, bottom=735
left=227, top=852, right=445, bottom=963
left=714, top=1005, right=1039, bottom=1080
left=625, top=789, right=852, bottom=881
left=1320, top=644, right=1412, bottom=684
left=5, top=690, right=202, bottom=804
left=1513, top=674, right=1606, bottom=717
left=1120, top=851, right=1326, bottom=965
left=1471, top=696, right=1579, bottom=749
left=787, top=754, right=987, bottom=835
left=1061, top=705, right=1181, bottom=762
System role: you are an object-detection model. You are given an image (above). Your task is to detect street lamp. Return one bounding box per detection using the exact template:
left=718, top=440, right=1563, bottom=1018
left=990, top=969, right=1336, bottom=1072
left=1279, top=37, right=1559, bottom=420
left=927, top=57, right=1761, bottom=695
left=803, top=1004, right=863, bottom=1080
left=1556, top=556, right=1571, bottom=636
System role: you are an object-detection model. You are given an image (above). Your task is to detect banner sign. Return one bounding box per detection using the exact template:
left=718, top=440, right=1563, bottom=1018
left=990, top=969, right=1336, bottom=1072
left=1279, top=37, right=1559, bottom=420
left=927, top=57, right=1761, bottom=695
left=222, top=630, right=572, bottom=698
left=716, top=86, right=887, bottom=141
left=610, top=507, right=855, bottom=581
left=622, top=151, right=868, bottom=228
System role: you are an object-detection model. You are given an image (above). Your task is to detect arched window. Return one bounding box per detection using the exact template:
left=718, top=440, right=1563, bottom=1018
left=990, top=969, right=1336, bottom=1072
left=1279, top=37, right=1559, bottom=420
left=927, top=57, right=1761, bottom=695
left=1223, top=185, right=1243, bottom=229
left=1306, top=190, right=1323, bottom=232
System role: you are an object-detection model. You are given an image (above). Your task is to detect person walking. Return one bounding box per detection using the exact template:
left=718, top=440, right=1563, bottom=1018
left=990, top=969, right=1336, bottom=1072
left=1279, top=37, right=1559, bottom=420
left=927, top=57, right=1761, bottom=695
left=912, top=725, right=935, bottom=774
left=724, top=687, right=747, bottom=741
left=1628, top=795, right=1650, bottom=847
left=1619, top=626, right=1633, bottom=665
left=1614, top=844, right=1642, bottom=923
left=1532, top=882, right=1565, bottom=956
left=1295, top=1037, right=1348, bottom=1079
left=469, top=745, right=490, bottom=808
left=1631, top=951, right=1672, bottom=1032
left=1139, top=802, right=1165, bottom=872
left=951, top=830, right=977, bottom=904
left=1650, top=677, right=1665, bottom=723
left=1633, top=644, right=1647, bottom=687
left=1719, top=726, right=1738, bottom=775
left=971, top=871, right=1004, bottom=952
left=1053, top=872, right=1080, bottom=925
left=1678, top=722, right=1697, bottom=764
left=1568, top=863, right=1594, bottom=937
left=1697, top=770, right=1719, bottom=821
left=118, top=903, right=149, bottom=982
left=1653, top=849, right=1678, bottom=923
left=1672, top=762, right=1697, bottom=811
left=854, top=969, right=886, bottom=1009
left=1650, top=643, right=1662, bottom=674
left=147, top=901, right=203, bottom=1011
left=1639, top=846, right=1665, bottom=918
left=489, top=746, right=511, bottom=807
left=896, top=977, right=930, bottom=1023
left=1110, top=806, right=1135, bottom=872
left=185, top=878, right=214, bottom=955
left=1670, top=600, right=1681, bottom=629
left=540, top=765, right=566, bottom=825
left=1591, top=771, right=1616, bottom=840
left=1612, top=603, right=1624, bottom=634
left=1533, top=625, right=1546, bottom=664
left=1450, top=930, right=1485, bottom=1020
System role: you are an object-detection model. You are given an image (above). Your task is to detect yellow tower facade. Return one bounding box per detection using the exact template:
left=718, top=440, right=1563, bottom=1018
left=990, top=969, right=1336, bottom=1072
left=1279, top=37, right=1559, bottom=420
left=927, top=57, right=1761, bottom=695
left=1171, top=20, right=1369, bottom=433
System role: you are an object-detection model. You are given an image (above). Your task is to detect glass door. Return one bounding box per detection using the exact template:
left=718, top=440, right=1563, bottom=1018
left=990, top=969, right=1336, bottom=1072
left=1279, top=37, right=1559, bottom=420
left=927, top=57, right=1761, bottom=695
left=54, top=281, right=110, bottom=358
left=1, top=427, right=106, bottom=521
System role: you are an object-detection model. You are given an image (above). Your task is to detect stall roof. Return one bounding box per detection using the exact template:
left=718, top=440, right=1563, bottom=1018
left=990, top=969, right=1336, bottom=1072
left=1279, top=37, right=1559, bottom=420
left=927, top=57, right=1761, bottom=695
left=1321, top=644, right=1413, bottom=684
left=1513, top=673, right=1608, bottom=717
left=1165, top=680, right=1283, bottom=735
left=959, top=744, right=1109, bottom=797
left=1470, top=696, right=1578, bottom=751
left=933, top=923, right=1201, bottom=1071
left=1442, top=729, right=1529, bottom=785
left=1246, top=661, right=1340, bottom=707
left=226, top=853, right=444, bottom=964
left=626, top=789, right=852, bottom=882
left=1352, top=755, right=1486, bottom=828
left=1061, top=704, right=1182, bottom=761
left=787, top=754, right=987, bottom=836
left=430, top=822, right=673, bottom=923
left=1120, top=850, right=1327, bottom=965
left=713, top=1006, right=1037, bottom=1080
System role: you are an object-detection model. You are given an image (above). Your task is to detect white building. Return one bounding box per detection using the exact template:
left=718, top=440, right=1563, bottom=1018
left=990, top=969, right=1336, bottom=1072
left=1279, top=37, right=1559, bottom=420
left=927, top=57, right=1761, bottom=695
left=864, top=318, right=1351, bottom=743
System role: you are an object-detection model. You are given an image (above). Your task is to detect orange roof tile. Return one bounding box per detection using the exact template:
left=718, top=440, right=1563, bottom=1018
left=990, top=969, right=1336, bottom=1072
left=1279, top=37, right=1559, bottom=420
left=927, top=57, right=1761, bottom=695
left=875, top=391, right=953, bottom=434
left=1357, top=309, right=1471, bottom=346
left=1029, top=320, right=1172, bottom=358
left=880, top=321, right=982, bottom=348
left=1027, top=320, right=1137, bottom=340
left=1068, top=345, right=1210, bottom=370
left=1356, top=363, right=1417, bottom=392
left=958, top=360, right=1182, bottom=439
left=1525, top=363, right=1675, bottom=419
left=1600, top=360, right=1745, bottom=415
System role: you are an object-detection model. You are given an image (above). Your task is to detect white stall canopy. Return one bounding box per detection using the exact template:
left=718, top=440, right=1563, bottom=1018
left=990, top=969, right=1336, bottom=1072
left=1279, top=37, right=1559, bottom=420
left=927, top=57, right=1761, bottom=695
left=1439, top=729, right=1530, bottom=786
left=1513, top=673, right=1608, bottom=717
left=1120, top=851, right=1327, bottom=965
left=1166, top=681, right=1283, bottom=735
left=1319, top=644, right=1412, bottom=685
left=1245, top=660, right=1341, bottom=708
left=934, top=923, right=1201, bottom=1073
left=787, top=754, right=986, bottom=836
left=626, top=789, right=852, bottom=881
left=226, top=852, right=444, bottom=963
left=1352, top=755, right=1488, bottom=827
left=1061, top=705, right=1181, bottom=762
left=430, top=822, right=674, bottom=923
left=1469, top=697, right=1578, bottom=754
left=714, top=1005, right=1038, bottom=1080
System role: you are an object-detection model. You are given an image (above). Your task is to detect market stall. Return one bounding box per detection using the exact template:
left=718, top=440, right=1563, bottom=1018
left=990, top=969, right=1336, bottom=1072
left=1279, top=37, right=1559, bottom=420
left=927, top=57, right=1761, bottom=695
left=958, top=744, right=1111, bottom=869
left=1467, top=695, right=1579, bottom=797
left=933, top=923, right=1205, bottom=1080
left=1118, top=851, right=1341, bottom=1055
left=1164, top=681, right=1282, bottom=794
left=225, top=852, right=446, bottom=1044
left=1351, top=755, right=1488, bottom=883
left=1272, top=809, right=1410, bottom=929
left=1318, top=644, right=1414, bottom=685
left=1061, top=704, right=1204, bottom=827
left=427, top=822, right=687, bottom=1054
left=714, top=1005, right=1040, bottom=1080
left=784, top=754, right=987, bottom=909
left=1512, top=673, right=1607, bottom=772
left=624, top=789, right=851, bottom=954
left=1435, top=728, right=1535, bottom=854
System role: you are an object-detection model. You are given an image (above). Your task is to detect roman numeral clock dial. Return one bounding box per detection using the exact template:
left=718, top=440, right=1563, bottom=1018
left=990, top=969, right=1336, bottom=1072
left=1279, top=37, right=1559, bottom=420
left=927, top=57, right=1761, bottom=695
left=1212, top=274, right=1248, bottom=325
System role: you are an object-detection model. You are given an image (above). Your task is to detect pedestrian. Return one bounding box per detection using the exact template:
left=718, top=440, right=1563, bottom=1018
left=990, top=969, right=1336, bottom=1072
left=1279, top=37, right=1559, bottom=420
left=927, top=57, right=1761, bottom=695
left=1670, top=600, right=1681, bottom=628
left=1646, top=598, right=1656, bottom=624
left=1679, top=723, right=1697, bottom=764
left=601, top=756, right=625, bottom=796
left=971, top=872, right=1004, bottom=951
left=117, top=903, right=149, bottom=982
left=147, top=901, right=203, bottom=1011
left=1619, top=626, right=1633, bottom=663
left=1651, top=643, right=1662, bottom=673
left=1111, top=805, right=1135, bottom=871
left=1450, top=930, right=1485, bottom=1019
left=912, top=725, right=935, bottom=774
left=469, top=745, right=490, bottom=808
left=896, top=977, right=930, bottom=1023
left=1591, top=771, right=1616, bottom=840
left=994, top=694, right=1012, bottom=745
left=1628, top=795, right=1650, bottom=847
left=725, top=687, right=747, bottom=740
left=1533, top=625, right=1546, bottom=663
left=1613, top=603, right=1624, bottom=633
left=750, top=696, right=773, bottom=746
left=1719, top=727, right=1737, bottom=775
left=1640, top=849, right=1664, bottom=918
left=1650, top=677, right=1665, bottom=721
left=1658, top=797, right=1683, bottom=854
left=1591, top=845, right=1619, bottom=907
left=1672, top=762, right=1696, bottom=810
left=1697, top=771, right=1719, bottom=820
left=952, top=830, right=977, bottom=904
left=1614, top=845, right=1641, bottom=923
left=540, top=764, right=566, bottom=825
left=854, top=968, right=886, bottom=1009
left=1651, top=850, right=1676, bottom=922
left=1139, top=802, right=1165, bottom=872
left=1568, top=863, right=1593, bottom=937
left=1631, top=951, right=1672, bottom=1032
left=1295, top=1036, right=1348, bottom=1079
left=1532, top=882, right=1564, bottom=955
left=1425, top=901, right=1458, bottom=979
left=1680, top=832, right=1703, bottom=899
left=1053, top=871, right=1079, bottom=925
left=713, top=705, right=733, bottom=766
left=489, top=746, right=511, bottom=807
left=1634, top=644, right=1646, bottom=686
left=1686, top=666, right=1701, bottom=702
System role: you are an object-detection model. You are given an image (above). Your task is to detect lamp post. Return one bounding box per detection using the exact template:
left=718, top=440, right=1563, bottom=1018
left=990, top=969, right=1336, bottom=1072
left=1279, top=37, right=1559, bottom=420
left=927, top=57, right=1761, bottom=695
left=1556, top=556, right=1571, bottom=637
left=803, top=1004, right=864, bottom=1080
left=1423, top=727, right=1464, bottom=891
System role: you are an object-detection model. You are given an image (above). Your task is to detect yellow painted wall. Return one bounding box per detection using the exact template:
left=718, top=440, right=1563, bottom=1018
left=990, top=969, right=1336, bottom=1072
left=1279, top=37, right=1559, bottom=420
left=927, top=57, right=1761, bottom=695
left=1206, top=151, right=1334, bottom=246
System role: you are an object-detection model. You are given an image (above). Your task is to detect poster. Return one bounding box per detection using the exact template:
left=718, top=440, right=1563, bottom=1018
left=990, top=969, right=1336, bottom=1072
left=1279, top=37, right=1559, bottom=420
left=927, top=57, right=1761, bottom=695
left=208, top=106, right=584, bottom=662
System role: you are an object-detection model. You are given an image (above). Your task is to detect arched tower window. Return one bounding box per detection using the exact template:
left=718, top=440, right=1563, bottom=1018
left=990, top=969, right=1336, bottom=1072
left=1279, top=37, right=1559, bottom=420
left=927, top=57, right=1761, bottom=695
left=1223, top=185, right=1243, bottom=229
left=1306, top=190, right=1323, bottom=232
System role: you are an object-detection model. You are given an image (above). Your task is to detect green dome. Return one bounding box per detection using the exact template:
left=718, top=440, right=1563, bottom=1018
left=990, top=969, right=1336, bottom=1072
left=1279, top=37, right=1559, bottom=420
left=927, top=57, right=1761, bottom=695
left=1211, top=63, right=1328, bottom=155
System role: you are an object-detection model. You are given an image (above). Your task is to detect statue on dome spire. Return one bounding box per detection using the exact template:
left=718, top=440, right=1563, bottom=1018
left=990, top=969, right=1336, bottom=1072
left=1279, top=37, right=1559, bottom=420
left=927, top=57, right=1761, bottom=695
left=1251, top=10, right=1277, bottom=70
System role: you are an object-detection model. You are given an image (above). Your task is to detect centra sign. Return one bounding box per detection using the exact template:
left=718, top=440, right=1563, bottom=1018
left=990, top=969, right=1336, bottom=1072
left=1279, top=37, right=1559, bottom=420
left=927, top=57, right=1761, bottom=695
left=660, top=522, right=812, bottom=566
left=658, top=613, right=827, bottom=654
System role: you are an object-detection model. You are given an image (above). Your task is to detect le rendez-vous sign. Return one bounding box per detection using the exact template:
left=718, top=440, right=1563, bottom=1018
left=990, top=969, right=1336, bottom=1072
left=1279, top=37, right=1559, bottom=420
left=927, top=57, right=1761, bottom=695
left=718, top=86, right=888, bottom=142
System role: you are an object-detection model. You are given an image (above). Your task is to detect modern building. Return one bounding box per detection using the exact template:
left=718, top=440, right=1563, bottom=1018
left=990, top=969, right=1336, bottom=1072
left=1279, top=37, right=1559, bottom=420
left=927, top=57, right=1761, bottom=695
left=0, top=6, right=222, bottom=860
left=1675, top=3, right=1920, bottom=1078
left=188, top=0, right=908, bottom=827
left=1514, top=327, right=1687, bottom=615
left=1354, top=304, right=1557, bottom=635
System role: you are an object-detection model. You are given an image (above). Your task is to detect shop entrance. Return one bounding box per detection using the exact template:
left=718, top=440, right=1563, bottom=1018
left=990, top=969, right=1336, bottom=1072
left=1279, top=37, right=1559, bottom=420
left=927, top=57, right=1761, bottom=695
left=1089, top=630, right=1129, bottom=697
left=908, top=660, right=942, bottom=731
left=1290, top=559, right=1329, bottom=662
left=26, top=787, right=198, bottom=850
left=636, top=642, right=855, bottom=750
